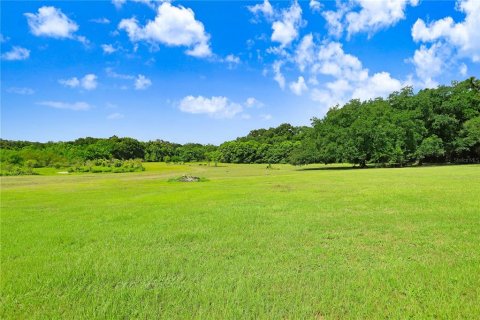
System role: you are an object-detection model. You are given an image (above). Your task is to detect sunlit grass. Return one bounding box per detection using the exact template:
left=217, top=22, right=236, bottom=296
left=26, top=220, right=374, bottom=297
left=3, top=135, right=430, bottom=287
left=1, top=163, right=479, bottom=318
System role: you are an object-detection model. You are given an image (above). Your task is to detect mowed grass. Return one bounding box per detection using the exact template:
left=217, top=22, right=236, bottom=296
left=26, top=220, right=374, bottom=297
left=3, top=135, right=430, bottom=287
left=1, top=163, right=479, bottom=319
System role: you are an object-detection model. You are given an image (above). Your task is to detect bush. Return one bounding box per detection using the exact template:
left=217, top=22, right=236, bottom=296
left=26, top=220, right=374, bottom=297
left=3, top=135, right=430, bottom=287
left=0, top=164, right=38, bottom=176
left=68, top=159, right=145, bottom=174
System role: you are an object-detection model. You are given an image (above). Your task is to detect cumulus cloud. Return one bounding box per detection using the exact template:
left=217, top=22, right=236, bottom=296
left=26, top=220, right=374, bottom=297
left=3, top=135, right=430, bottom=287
left=1, top=46, right=30, bottom=61
left=90, top=18, right=110, bottom=24
left=411, top=0, right=480, bottom=62
left=409, top=43, right=450, bottom=88
left=60, top=77, right=80, bottom=88
left=460, top=63, right=468, bottom=76
left=59, top=74, right=98, bottom=90
left=292, top=39, right=403, bottom=107
left=102, top=44, right=117, bottom=54
left=38, top=101, right=92, bottom=111
left=248, top=0, right=274, bottom=19
left=271, top=1, right=303, bottom=47
left=113, top=0, right=157, bottom=9
left=134, top=74, right=152, bottom=90
left=105, top=68, right=151, bottom=90
left=289, top=76, right=308, bottom=95
left=118, top=2, right=212, bottom=58
left=245, top=97, right=264, bottom=108
left=225, top=54, right=240, bottom=64
left=24, top=6, right=87, bottom=44
left=82, top=74, right=98, bottom=90
left=314, top=41, right=368, bottom=82
left=223, top=54, right=241, bottom=69
left=273, top=60, right=286, bottom=89
left=105, top=67, right=135, bottom=80
left=351, top=72, right=403, bottom=100
left=112, top=0, right=127, bottom=9
left=323, top=0, right=418, bottom=38
left=179, top=96, right=243, bottom=118
left=317, top=43, right=402, bottom=103
left=6, top=87, right=35, bottom=95
left=309, top=0, right=322, bottom=13
left=295, top=34, right=315, bottom=72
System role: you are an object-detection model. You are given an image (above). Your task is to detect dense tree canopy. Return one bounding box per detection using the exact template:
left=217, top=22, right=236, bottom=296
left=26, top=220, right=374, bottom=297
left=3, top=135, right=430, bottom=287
left=303, top=78, right=480, bottom=166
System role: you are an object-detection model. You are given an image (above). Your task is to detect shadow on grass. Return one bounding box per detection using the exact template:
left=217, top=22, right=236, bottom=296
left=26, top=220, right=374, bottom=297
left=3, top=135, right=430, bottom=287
left=297, top=166, right=360, bottom=171
left=296, top=162, right=480, bottom=171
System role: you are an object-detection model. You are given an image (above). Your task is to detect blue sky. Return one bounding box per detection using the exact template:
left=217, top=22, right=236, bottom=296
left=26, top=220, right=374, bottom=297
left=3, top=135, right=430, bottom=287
left=1, top=0, right=479, bottom=144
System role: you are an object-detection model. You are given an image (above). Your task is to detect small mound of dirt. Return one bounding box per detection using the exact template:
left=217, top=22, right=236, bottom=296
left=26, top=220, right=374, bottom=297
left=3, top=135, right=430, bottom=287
left=179, top=175, right=200, bottom=182
left=170, top=175, right=206, bottom=182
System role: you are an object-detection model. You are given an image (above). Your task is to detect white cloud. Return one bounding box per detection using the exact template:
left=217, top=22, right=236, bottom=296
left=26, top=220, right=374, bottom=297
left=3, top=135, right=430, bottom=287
left=290, top=38, right=404, bottom=108
left=113, top=0, right=157, bottom=9
left=245, top=97, right=264, bottom=108
left=118, top=2, right=212, bottom=58
left=260, top=113, right=273, bottom=120
left=248, top=0, right=274, bottom=18
left=314, top=41, right=368, bottom=82
left=352, top=72, right=402, bottom=100
left=295, top=34, right=315, bottom=72
left=409, top=43, right=447, bottom=87
left=112, top=0, right=127, bottom=9
left=24, top=6, right=85, bottom=43
left=38, top=101, right=91, bottom=111
left=289, top=76, right=308, bottom=95
left=322, top=5, right=349, bottom=38
left=411, top=0, right=480, bottom=62
left=82, top=74, right=98, bottom=90
left=309, top=0, right=322, bottom=13
left=134, top=74, right=152, bottom=90
left=59, top=74, right=98, bottom=90
left=60, top=77, right=80, bottom=88
left=105, top=67, right=135, bottom=80
left=106, top=68, right=151, bottom=90
left=271, top=1, right=303, bottom=47
left=460, top=63, right=468, bottom=76
left=224, top=54, right=240, bottom=69
left=107, top=112, right=125, bottom=120
left=1, top=46, right=30, bottom=61
left=102, top=44, right=117, bottom=54
left=91, top=18, right=110, bottom=24
left=273, top=60, right=286, bottom=89
left=346, top=0, right=418, bottom=37
left=6, top=87, right=35, bottom=95
left=179, top=96, right=243, bottom=118
left=323, top=0, right=418, bottom=38
left=225, top=54, right=240, bottom=64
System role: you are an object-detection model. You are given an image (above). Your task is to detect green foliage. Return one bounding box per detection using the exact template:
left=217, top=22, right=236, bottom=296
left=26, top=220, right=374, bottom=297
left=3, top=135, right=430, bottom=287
left=0, top=78, right=479, bottom=171
left=205, top=150, right=222, bottom=166
left=68, top=159, right=145, bottom=174
left=307, top=78, right=480, bottom=166
left=0, top=164, right=38, bottom=176
left=415, top=135, right=446, bottom=163
left=218, top=124, right=310, bottom=164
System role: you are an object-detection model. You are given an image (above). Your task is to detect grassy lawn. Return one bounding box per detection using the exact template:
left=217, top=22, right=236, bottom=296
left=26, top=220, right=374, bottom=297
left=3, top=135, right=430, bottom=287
left=1, top=163, right=479, bottom=319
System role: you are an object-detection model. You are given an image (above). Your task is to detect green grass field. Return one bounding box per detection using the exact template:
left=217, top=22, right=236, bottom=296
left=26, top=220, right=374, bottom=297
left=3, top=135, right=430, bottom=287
left=1, top=163, right=479, bottom=319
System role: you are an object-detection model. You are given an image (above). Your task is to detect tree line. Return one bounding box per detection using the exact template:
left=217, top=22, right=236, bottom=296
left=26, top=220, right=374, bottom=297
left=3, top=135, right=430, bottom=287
left=1, top=78, right=479, bottom=174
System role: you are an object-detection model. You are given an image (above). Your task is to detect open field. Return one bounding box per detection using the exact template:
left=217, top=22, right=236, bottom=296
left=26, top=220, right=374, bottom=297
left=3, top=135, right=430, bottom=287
left=1, top=163, right=480, bottom=319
